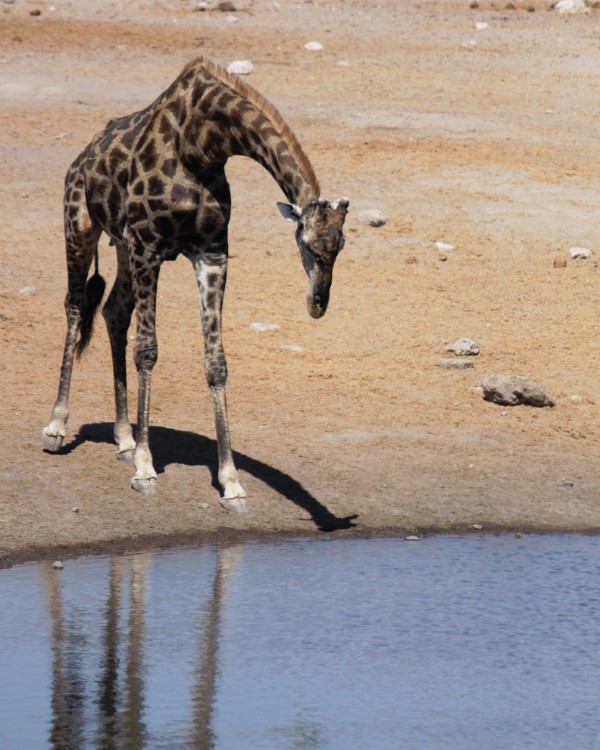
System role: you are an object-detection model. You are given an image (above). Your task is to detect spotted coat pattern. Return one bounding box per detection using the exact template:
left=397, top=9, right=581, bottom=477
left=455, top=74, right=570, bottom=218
left=43, top=56, right=349, bottom=508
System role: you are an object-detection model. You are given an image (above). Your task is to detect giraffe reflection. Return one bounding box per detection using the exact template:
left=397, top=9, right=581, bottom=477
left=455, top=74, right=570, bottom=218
left=43, top=548, right=238, bottom=749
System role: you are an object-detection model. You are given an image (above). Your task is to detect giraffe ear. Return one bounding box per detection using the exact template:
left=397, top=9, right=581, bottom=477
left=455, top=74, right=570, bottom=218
left=277, top=202, right=303, bottom=222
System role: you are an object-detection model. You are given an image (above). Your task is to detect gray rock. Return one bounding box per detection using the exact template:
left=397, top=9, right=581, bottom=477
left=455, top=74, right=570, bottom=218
left=437, top=358, right=474, bottom=370
left=482, top=374, right=556, bottom=407
left=357, top=209, right=388, bottom=227
left=446, top=337, right=479, bottom=356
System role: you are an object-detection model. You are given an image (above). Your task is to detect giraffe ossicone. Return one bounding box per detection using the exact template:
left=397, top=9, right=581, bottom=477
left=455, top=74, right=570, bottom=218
left=42, top=56, right=349, bottom=510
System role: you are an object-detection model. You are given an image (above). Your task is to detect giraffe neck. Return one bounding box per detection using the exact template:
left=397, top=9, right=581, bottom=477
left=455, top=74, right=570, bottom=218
left=176, top=58, right=320, bottom=208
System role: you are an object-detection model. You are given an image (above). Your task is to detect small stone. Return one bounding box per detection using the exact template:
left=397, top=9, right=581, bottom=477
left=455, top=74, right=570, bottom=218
left=475, top=21, right=489, bottom=29
left=29, top=8, right=41, bottom=15
left=435, top=241, right=455, bottom=253
left=568, top=247, right=592, bottom=260
left=554, top=257, right=567, bottom=268
left=72, top=507, right=80, bottom=513
left=250, top=322, right=280, bottom=332
left=482, top=374, right=556, bottom=407
left=472, top=523, right=483, bottom=530
left=554, top=0, right=589, bottom=13
left=446, top=337, right=480, bottom=356
left=19, top=285, right=37, bottom=296
left=405, top=535, right=420, bottom=541
left=569, top=394, right=583, bottom=402
left=357, top=210, right=388, bottom=227
left=227, top=60, right=254, bottom=76
left=52, top=561, right=64, bottom=570
left=515, top=532, right=522, bottom=539
left=437, top=358, right=474, bottom=370
left=217, top=0, right=236, bottom=10
left=304, top=41, right=324, bottom=51
left=280, top=344, right=303, bottom=352
left=559, top=478, right=574, bottom=487
left=55, top=132, right=69, bottom=140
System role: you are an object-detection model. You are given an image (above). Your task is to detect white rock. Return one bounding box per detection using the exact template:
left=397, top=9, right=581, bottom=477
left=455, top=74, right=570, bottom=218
left=475, top=21, right=489, bottom=30
left=357, top=209, right=388, bottom=227
left=435, top=241, right=455, bottom=253
left=304, top=41, right=324, bottom=51
left=555, top=0, right=589, bottom=13
left=227, top=60, right=254, bottom=76
left=446, top=337, right=480, bottom=356
left=405, top=535, right=420, bottom=541
left=52, top=561, right=64, bottom=570
left=250, top=322, right=280, bottom=332
left=280, top=344, right=303, bottom=352
left=19, top=285, right=37, bottom=296
left=568, top=246, right=592, bottom=260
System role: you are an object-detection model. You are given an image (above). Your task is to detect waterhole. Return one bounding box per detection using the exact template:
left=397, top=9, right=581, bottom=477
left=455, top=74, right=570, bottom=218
left=1, top=536, right=599, bottom=749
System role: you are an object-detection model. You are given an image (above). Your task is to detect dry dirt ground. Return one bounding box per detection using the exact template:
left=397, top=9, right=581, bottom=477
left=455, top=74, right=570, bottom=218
left=1, top=0, right=600, bottom=567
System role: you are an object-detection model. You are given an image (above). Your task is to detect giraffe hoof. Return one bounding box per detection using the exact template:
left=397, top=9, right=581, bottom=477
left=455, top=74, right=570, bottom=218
left=220, top=495, right=247, bottom=513
left=42, top=428, right=64, bottom=453
left=131, top=476, right=158, bottom=496
left=117, top=448, right=135, bottom=464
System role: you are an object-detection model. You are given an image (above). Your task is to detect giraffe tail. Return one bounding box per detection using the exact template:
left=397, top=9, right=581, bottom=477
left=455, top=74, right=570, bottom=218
left=75, top=249, right=106, bottom=359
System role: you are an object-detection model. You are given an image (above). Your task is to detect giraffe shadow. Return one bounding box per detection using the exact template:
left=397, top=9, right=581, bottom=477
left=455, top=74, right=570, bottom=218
left=61, top=423, right=358, bottom=533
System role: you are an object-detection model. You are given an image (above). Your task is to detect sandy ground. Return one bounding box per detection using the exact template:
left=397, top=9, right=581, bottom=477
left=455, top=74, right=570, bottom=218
left=1, top=0, right=600, bottom=568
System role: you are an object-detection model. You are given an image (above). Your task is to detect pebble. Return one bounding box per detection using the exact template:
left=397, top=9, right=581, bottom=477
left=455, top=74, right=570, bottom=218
left=482, top=374, right=556, bottom=408
left=218, top=0, right=237, bottom=10
left=435, top=241, right=455, bottom=253
left=446, top=337, right=480, bottom=356
left=52, top=561, right=64, bottom=570
left=357, top=209, right=388, bottom=227
left=250, top=322, right=280, bottom=332
left=475, top=21, right=489, bottom=30
left=304, top=41, right=324, bottom=51
left=405, top=535, right=420, bottom=541
left=568, top=246, right=592, bottom=260
left=72, top=507, right=80, bottom=513
left=553, top=257, right=567, bottom=268
left=227, top=60, right=254, bottom=76
left=280, top=344, right=303, bottom=352
left=437, top=358, right=474, bottom=370
left=555, top=0, right=589, bottom=12
left=559, top=478, right=574, bottom=487
left=472, top=523, right=483, bottom=530
left=19, top=285, right=37, bottom=296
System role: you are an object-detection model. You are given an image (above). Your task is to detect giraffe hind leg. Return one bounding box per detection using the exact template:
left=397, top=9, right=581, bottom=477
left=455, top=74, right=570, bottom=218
left=102, top=243, right=136, bottom=462
left=43, top=192, right=103, bottom=453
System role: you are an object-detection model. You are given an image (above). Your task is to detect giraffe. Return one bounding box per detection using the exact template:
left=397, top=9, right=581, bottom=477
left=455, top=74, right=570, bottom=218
left=42, top=56, right=349, bottom=513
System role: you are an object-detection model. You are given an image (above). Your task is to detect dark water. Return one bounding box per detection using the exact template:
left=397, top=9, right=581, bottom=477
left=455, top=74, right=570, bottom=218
left=1, top=536, right=599, bottom=750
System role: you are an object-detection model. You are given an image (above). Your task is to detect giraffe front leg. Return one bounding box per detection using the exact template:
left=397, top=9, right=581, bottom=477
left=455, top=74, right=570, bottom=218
left=193, top=251, right=247, bottom=513
left=130, top=263, right=160, bottom=496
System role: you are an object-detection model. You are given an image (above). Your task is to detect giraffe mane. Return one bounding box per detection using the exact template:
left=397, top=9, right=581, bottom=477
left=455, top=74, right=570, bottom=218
left=185, top=56, right=321, bottom=199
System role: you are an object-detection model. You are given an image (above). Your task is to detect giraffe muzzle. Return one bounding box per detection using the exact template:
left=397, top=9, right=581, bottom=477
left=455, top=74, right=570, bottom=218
left=307, top=283, right=330, bottom=319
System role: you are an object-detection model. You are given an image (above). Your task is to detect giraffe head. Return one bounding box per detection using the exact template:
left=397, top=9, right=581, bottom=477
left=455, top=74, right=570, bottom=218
left=277, top=197, right=349, bottom=318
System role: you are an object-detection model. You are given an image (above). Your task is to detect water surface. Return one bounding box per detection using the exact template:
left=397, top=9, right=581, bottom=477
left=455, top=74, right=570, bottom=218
left=1, top=536, right=599, bottom=749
